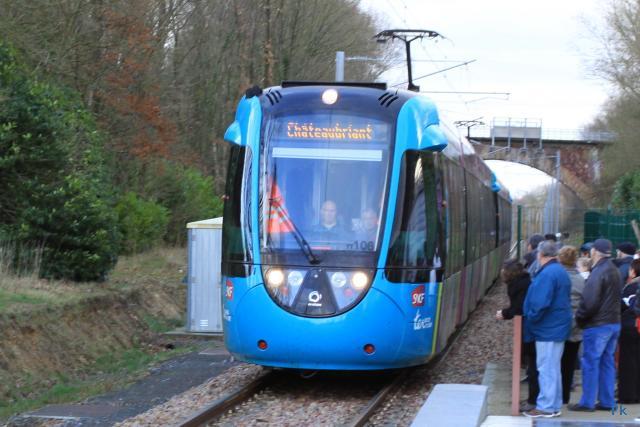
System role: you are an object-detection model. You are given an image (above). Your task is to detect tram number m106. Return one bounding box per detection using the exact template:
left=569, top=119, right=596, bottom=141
left=346, top=240, right=375, bottom=251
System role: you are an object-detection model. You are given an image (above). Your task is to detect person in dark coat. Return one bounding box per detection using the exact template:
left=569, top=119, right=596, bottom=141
left=570, top=239, right=623, bottom=412
left=497, top=259, right=531, bottom=320
left=525, top=234, right=545, bottom=278
left=496, top=259, right=535, bottom=411
left=614, top=241, right=637, bottom=284
left=618, top=259, right=640, bottom=403
left=524, top=234, right=545, bottom=269
left=522, top=241, right=572, bottom=418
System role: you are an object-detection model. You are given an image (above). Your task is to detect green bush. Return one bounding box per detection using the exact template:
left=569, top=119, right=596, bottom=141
left=612, top=170, right=640, bottom=210
left=116, top=192, right=169, bottom=254
left=17, top=176, right=120, bottom=281
left=147, top=162, right=223, bottom=245
left=0, top=41, right=120, bottom=281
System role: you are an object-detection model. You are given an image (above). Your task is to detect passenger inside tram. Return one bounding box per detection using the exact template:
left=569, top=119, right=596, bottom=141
left=354, top=209, right=379, bottom=243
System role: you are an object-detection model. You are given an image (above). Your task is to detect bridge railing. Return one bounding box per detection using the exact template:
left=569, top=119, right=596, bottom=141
left=469, top=125, right=615, bottom=143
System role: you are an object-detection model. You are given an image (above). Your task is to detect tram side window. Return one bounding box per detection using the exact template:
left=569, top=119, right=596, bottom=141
left=385, top=151, right=445, bottom=283
left=483, top=184, right=494, bottom=255
left=499, top=197, right=512, bottom=245
left=222, top=146, right=253, bottom=277
left=442, top=157, right=465, bottom=276
left=480, top=181, right=496, bottom=255
left=465, top=173, right=479, bottom=262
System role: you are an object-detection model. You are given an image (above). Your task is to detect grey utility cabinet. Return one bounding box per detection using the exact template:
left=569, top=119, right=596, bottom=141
left=186, top=217, right=223, bottom=333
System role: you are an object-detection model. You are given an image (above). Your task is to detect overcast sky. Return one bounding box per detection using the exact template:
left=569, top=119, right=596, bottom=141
left=358, top=0, right=613, bottom=199
left=360, top=0, right=611, bottom=130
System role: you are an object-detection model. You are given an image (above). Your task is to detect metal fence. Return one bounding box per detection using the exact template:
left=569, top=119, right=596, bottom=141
left=514, top=206, right=640, bottom=256
left=583, top=210, right=640, bottom=246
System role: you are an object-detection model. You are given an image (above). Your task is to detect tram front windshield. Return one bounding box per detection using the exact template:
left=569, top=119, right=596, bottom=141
left=261, top=112, right=392, bottom=267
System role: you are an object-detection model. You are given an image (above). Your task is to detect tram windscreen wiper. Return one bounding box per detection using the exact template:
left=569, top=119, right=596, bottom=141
left=269, top=198, right=321, bottom=265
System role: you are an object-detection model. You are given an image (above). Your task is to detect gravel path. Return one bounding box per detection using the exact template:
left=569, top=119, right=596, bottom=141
left=115, top=364, right=265, bottom=427
left=115, top=281, right=512, bottom=426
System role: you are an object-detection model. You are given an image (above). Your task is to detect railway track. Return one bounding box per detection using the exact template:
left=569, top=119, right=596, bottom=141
left=345, top=370, right=409, bottom=427
left=175, top=370, right=277, bottom=427
left=174, top=368, right=409, bottom=427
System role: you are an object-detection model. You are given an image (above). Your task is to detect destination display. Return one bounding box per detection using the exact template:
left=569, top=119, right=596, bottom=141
left=286, top=121, right=374, bottom=141
left=274, top=114, right=389, bottom=143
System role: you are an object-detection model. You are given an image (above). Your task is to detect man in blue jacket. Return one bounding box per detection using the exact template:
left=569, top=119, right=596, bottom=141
left=522, top=241, right=572, bottom=418
left=570, top=238, right=622, bottom=412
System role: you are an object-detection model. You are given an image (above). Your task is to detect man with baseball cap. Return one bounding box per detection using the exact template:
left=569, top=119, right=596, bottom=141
left=522, top=241, right=572, bottom=418
left=615, top=241, right=637, bottom=284
left=570, top=238, right=623, bottom=412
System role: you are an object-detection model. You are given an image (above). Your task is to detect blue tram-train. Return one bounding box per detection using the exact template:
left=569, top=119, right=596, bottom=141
left=221, top=81, right=511, bottom=370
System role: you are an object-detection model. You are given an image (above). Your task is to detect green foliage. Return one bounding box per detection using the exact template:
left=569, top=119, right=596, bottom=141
left=17, top=176, right=120, bottom=281
left=612, top=170, right=640, bottom=210
left=0, top=41, right=119, bottom=281
left=147, top=161, right=223, bottom=245
left=0, top=290, right=48, bottom=311
left=116, top=192, right=169, bottom=254
left=142, top=314, right=183, bottom=333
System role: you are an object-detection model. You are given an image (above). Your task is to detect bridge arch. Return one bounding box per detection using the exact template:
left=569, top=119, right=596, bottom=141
left=471, top=139, right=607, bottom=203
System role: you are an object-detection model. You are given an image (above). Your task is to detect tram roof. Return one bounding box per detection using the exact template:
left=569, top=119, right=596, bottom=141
left=281, top=81, right=388, bottom=90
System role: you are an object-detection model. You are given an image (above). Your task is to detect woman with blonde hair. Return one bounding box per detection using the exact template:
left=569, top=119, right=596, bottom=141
left=558, top=245, right=585, bottom=404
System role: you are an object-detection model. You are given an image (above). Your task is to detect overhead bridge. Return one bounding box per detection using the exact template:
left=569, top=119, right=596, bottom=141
left=466, top=119, right=613, bottom=203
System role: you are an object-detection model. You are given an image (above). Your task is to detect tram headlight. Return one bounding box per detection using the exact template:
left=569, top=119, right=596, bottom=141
left=287, top=270, right=304, bottom=287
left=330, top=272, right=347, bottom=288
left=263, top=267, right=307, bottom=308
left=351, top=271, right=369, bottom=290
left=321, top=88, right=338, bottom=105
left=265, top=268, right=285, bottom=289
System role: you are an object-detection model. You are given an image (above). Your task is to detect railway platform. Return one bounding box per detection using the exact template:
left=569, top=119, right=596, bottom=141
left=480, top=360, right=640, bottom=426
left=413, top=361, right=640, bottom=426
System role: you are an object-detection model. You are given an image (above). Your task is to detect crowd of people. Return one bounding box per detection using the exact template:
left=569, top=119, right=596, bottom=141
left=496, top=233, right=640, bottom=419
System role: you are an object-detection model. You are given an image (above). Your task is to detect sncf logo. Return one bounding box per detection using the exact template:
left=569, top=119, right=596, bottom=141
left=411, top=285, right=425, bottom=307
left=225, top=279, right=233, bottom=300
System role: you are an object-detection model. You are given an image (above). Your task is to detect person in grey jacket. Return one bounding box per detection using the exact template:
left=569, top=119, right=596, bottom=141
left=570, top=239, right=623, bottom=412
left=557, top=246, right=585, bottom=404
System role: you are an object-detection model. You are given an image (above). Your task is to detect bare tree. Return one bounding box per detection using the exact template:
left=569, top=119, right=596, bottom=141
left=589, top=0, right=640, bottom=192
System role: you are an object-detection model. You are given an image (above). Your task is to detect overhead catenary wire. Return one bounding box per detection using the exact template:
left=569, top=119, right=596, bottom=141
left=383, top=0, right=408, bottom=26
left=377, top=1, right=510, bottom=113
left=413, top=42, right=471, bottom=113
left=390, top=59, right=477, bottom=87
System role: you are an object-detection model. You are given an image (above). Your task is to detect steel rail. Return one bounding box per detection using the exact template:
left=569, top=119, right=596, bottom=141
left=174, top=370, right=276, bottom=427
left=345, top=370, right=409, bottom=427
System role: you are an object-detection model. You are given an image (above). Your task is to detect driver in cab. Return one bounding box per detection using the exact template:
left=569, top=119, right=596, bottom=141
left=312, top=200, right=346, bottom=239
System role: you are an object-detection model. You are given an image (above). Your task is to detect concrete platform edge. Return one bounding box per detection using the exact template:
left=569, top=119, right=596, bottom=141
left=410, top=383, right=489, bottom=427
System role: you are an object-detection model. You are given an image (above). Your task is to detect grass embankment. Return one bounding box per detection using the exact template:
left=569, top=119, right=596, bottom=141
left=0, top=247, right=191, bottom=421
